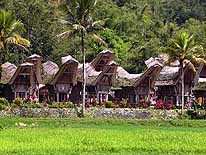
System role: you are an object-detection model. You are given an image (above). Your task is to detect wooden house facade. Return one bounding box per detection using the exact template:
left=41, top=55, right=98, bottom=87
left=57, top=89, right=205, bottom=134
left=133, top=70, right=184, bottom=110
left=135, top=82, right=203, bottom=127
left=76, top=50, right=118, bottom=103
left=155, top=62, right=196, bottom=105
left=1, top=50, right=206, bottom=106
left=114, top=58, right=163, bottom=104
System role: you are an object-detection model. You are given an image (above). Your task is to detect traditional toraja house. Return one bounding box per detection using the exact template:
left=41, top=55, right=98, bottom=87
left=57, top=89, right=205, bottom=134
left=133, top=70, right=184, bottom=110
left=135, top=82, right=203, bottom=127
left=39, top=61, right=59, bottom=102
left=7, top=54, right=43, bottom=100
left=76, top=50, right=118, bottom=103
left=0, top=62, right=17, bottom=99
left=192, top=60, right=206, bottom=104
left=155, top=61, right=196, bottom=105
left=50, top=55, right=78, bottom=102
left=39, top=55, right=79, bottom=103
left=114, top=58, right=163, bottom=104
left=1, top=51, right=206, bottom=106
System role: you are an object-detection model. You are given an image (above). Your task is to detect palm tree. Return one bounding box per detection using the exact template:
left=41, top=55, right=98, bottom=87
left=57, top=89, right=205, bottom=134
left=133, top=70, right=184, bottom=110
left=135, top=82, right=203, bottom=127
left=56, top=0, right=106, bottom=117
left=0, top=10, right=30, bottom=80
left=166, top=31, right=204, bottom=114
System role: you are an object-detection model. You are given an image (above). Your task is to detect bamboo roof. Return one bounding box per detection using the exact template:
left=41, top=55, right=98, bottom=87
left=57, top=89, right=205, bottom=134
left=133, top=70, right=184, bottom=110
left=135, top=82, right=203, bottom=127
left=1, top=62, right=17, bottom=84
left=155, top=62, right=196, bottom=86
left=116, top=66, right=142, bottom=86
left=91, top=49, right=115, bottom=71
left=42, top=61, right=59, bottom=84
left=50, top=55, right=78, bottom=85
left=9, top=62, right=34, bottom=85
left=27, top=54, right=42, bottom=60
left=117, top=58, right=163, bottom=87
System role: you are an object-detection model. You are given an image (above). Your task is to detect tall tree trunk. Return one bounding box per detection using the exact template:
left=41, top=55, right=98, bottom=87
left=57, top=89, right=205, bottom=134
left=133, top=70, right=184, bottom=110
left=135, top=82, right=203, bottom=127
left=0, top=48, right=4, bottom=83
left=180, top=61, right=184, bottom=114
left=81, top=30, right=86, bottom=117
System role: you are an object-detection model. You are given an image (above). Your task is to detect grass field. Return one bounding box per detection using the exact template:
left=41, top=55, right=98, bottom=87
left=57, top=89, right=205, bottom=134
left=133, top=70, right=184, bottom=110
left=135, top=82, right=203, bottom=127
left=0, top=118, right=206, bottom=155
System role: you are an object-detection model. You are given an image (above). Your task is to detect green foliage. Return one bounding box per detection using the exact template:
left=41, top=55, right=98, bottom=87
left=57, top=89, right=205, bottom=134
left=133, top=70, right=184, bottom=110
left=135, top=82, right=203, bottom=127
left=65, top=102, right=74, bottom=108
left=1, top=0, right=206, bottom=74
left=104, top=101, right=114, bottom=108
left=10, top=103, right=19, bottom=109
left=120, top=99, right=127, bottom=108
left=14, top=98, right=23, bottom=106
left=48, top=102, right=64, bottom=109
left=0, top=104, right=6, bottom=110
left=0, top=98, right=9, bottom=106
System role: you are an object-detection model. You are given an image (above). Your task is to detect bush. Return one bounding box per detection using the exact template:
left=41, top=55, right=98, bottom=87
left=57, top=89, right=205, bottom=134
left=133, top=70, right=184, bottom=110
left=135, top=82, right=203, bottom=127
left=32, top=103, right=43, bottom=108
left=154, top=99, right=164, bottom=109
left=120, top=99, right=127, bottom=108
left=137, top=99, right=151, bottom=109
left=10, top=103, right=19, bottom=109
left=105, top=101, right=114, bottom=108
left=85, top=101, right=91, bottom=108
left=154, top=99, right=175, bottom=110
left=49, top=102, right=58, bottom=108
left=65, top=102, right=74, bottom=108
left=21, top=102, right=32, bottom=108
left=0, top=98, right=9, bottom=106
left=14, top=98, right=23, bottom=106
left=0, top=104, right=7, bottom=110
left=165, top=100, right=175, bottom=110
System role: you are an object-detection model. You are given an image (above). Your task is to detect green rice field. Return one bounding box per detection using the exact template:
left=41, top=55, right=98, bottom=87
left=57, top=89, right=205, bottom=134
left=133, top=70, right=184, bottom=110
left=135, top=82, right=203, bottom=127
left=0, top=118, right=206, bottom=155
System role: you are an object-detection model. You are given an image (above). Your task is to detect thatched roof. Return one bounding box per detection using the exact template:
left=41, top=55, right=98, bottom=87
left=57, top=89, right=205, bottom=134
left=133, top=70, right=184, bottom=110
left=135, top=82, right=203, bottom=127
left=9, top=62, right=34, bottom=85
left=50, top=55, right=78, bottom=85
left=78, top=63, right=101, bottom=85
left=117, top=57, right=163, bottom=87
left=42, top=61, right=59, bottom=84
left=78, top=50, right=116, bottom=85
left=27, top=54, right=42, bottom=60
left=155, top=66, right=179, bottom=86
left=155, top=62, right=196, bottom=86
left=91, top=49, right=115, bottom=71
left=93, top=61, right=118, bottom=86
left=1, top=62, right=17, bottom=84
left=116, top=66, right=142, bottom=87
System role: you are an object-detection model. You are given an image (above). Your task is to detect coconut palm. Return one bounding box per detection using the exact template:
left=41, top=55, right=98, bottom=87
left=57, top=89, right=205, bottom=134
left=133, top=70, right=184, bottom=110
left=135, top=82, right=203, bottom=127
left=56, top=0, right=106, bottom=117
left=0, top=10, right=30, bottom=80
left=166, top=31, right=204, bottom=114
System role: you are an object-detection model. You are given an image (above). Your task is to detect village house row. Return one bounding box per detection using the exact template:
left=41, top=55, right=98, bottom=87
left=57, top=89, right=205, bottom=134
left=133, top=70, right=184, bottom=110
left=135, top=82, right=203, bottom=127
left=0, top=49, right=205, bottom=105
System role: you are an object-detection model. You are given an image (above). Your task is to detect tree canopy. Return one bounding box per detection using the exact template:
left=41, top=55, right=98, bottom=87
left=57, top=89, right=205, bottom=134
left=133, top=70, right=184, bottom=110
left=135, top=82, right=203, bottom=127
left=1, top=0, right=206, bottom=73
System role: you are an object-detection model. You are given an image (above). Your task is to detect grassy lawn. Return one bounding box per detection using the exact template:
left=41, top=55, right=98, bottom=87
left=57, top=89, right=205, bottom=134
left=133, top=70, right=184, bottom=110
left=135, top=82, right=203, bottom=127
left=0, top=118, right=206, bottom=155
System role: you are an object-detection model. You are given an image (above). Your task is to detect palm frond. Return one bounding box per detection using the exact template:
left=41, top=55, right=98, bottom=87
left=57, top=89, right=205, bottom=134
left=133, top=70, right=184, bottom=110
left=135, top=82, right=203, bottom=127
left=89, top=32, right=107, bottom=46
left=56, top=29, right=76, bottom=39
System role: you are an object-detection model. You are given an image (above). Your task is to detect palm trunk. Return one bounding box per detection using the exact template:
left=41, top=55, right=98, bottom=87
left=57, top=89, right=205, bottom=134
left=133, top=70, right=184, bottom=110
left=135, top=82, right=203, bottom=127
left=180, top=61, right=184, bottom=114
left=81, top=30, right=86, bottom=117
left=0, top=49, right=4, bottom=83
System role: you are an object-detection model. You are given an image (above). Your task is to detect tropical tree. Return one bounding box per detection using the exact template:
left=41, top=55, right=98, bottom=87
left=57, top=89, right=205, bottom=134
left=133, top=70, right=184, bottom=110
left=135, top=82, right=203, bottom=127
left=166, top=31, right=204, bottom=114
left=56, top=0, right=106, bottom=117
left=0, top=10, right=30, bottom=81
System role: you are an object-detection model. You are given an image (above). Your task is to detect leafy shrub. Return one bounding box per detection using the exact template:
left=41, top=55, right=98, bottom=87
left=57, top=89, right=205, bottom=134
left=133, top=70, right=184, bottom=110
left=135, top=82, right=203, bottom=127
left=105, top=101, right=114, bottom=108
left=137, top=99, right=151, bottom=109
left=154, top=99, right=175, bottom=110
left=154, top=99, right=164, bottom=109
left=65, top=102, right=74, bottom=108
left=120, top=99, right=127, bottom=108
left=0, top=98, right=9, bottom=106
left=165, top=100, right=175, bottom=110
left=14, top=97, right=23, bottom=106
left=85, top=101, right=91, bottom=108
left=21, top=102, right=32, bottom=108
left=0, top=104, right=7, bottom=110
left=48, top=102, right=64, bottom=108
left=32, top=103, right=43, bottom=108
left=91, top=98, right=97, bottom=106
left=10, top=103, right=19, bottom=109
